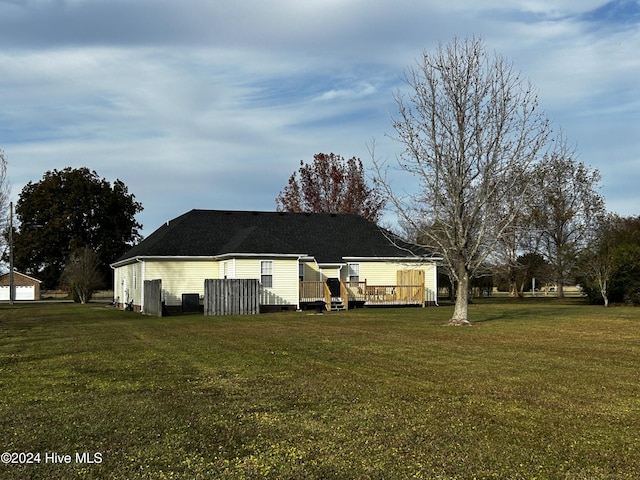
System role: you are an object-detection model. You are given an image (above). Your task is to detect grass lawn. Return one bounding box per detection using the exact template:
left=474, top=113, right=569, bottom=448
left=1, top=300, right=639, bottom=479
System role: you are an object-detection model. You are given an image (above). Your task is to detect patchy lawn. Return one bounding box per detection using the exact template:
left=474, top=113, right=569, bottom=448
left=1, top=301, right=639, bottom=479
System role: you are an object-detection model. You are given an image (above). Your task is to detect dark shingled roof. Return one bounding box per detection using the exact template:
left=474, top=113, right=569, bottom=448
left=115, top=209, right=433, bottom=264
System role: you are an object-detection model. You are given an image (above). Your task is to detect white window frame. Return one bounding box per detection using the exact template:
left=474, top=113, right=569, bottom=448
left=261, top=260, right=274, bottom=288
left=348, top=263, right=360, bottom=282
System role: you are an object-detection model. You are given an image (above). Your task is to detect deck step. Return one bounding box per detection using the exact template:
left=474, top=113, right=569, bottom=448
left=330, top=299, right=345, bottom=311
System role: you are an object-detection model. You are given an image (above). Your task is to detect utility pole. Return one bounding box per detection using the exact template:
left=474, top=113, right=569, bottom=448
left=9, top=201, right=14, bottom=305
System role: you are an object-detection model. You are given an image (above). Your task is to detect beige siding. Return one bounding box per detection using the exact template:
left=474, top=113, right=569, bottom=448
left=144, top=260, right=218, bottom=306
left=219, top=260, right=234, bottom=279
left=114, top=256, right=438, bottom=310
left=357, top=261, right=395, bottom=284
left=113, top=265, right=123, bottom=305
left=114, top=262, right=143, bottom=307
left=357, top=260, right=438, bottom=303
left=320, top=266, right=341, bottom=280
left=422, top=263, right=438, bottom=303
left=234, top=257, right=299, bottom=306
left=301, top=261, right=321, bottom=281
left=232, top=258, right=259, bottom=279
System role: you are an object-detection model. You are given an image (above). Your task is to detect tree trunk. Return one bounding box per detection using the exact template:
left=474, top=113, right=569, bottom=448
left=509, top=279, right=518, bottom=297
left=449, top=266, right=471, bottom=326
left=599, top=278, right=609, bottom=307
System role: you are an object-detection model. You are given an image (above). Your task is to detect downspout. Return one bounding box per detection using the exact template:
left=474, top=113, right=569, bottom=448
left=137, top=257, right=145, bottom=313
left=111, top=264, right=116, bottom=305
left=110, top=262, right=119, bottom=307
left=296, top=256, right=304, bottom=311
left=433, top=258, right=440, bottom=306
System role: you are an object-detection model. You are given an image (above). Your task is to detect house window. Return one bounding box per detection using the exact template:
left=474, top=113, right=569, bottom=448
left=348, top=263, right=360, bottom=282
left=261, top=261, right=273, bottom=288
left=299, top=263, right=305, bottom=282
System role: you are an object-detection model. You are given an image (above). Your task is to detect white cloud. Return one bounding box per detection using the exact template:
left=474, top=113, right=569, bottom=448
left=1, top=0, right=639, bottom=235
left=313, top=82, right=377, bottom=101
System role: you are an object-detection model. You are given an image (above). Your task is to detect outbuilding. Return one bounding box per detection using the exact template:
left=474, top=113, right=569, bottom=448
left=0, top=271, right=42, bottom=301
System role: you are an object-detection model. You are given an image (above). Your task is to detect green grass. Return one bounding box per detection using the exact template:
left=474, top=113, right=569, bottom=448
left=1, top=301, right=639, bottom=479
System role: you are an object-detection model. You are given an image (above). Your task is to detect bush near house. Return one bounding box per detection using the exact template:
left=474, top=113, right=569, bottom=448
left=1, top=300, right=639, bottom=479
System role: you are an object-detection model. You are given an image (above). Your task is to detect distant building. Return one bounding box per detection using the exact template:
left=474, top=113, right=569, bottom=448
left=0, top=271, right=42, bottom=301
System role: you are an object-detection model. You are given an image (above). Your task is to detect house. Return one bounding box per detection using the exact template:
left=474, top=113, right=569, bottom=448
left=0, top=271, right=42, bottom=301
left=111, top=209, right=441, bottom=313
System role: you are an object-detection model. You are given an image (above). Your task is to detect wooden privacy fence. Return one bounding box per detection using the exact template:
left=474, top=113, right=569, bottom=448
left=143, top=279, right=163, bottom=317
left=204, top=279, right=260, bottom=315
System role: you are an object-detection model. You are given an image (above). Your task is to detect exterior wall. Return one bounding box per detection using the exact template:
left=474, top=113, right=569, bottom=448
left=144, top=260, right=217, bottom=307
left=219, top=259, right=235, bottom=279
left=355, top=260, right=438, bottom=304
left=113, top=262, right=143, bottom=308
left=114, top=259, right=217, bottom=309
left=113, top=256, right=439, bottom=311
left=319, top=266, right=342, bottom=281
left=234, top=257, right=300, bottom=307
left=114, top=257, right=300, bottom=311
left=300, top=261, right=321, bottom=281
left=423, top=264, right=438, bottom=303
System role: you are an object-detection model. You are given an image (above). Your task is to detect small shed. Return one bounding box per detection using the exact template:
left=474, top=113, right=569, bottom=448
left=0, top=271, right=42, bottom=301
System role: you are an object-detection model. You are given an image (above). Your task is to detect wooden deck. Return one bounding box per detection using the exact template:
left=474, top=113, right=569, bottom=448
left=300, top=281, right=426, bottom=310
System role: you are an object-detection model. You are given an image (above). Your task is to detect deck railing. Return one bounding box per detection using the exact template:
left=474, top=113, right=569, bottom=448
left=344, top=281, right=367, bottom=302
left=324, top=283, right=332, bottom=308
left=362, top=284, right=424, bottom=306
left=340, top=281, right=349, bottom=310
left=301, top=281, right=426, bottom=307
left=299, top=281, right=332, bottom=310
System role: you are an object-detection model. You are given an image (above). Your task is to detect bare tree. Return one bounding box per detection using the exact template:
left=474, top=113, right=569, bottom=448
left=578, top=213, right=619, bottom=307
left=374, top=37, right=551, bottom=325
left=531, top=139, right=605, bottom=298
left=493, top=193, right=532, bottom=297
left=60, top=247, right=104, bottom=304
left=0, top=151, right=10, bottom=261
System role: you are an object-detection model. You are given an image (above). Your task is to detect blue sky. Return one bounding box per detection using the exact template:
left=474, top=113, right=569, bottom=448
left=1, top=0, right=638, bottom=237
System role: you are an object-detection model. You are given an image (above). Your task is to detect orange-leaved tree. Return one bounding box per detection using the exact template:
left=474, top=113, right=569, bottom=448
left=276, top=153, right=385, bottom=223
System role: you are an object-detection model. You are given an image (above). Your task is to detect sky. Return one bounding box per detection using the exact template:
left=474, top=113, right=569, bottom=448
left=1, top=0, right=639, bottom=237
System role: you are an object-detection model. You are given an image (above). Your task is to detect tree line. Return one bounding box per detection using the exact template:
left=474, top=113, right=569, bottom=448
left=2, top=37, right=637, bottom=316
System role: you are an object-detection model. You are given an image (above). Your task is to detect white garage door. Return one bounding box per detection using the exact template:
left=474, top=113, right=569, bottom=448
left=0, top=286, right=35, bottom=301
